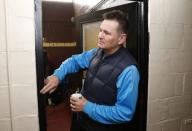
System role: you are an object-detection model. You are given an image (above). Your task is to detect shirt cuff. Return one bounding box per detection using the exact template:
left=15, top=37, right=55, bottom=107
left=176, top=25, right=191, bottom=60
left=53, top=71, right=62, bottom=81
left=83, top=101, right=95, bottom=115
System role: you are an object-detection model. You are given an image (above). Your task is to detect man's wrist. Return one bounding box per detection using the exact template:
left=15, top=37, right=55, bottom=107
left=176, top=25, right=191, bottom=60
left=83, top=101, right=95, bottom=115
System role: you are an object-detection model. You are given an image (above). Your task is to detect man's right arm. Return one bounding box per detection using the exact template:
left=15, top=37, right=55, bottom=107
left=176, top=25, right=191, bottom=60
left=40, top=48, right=97, bottom=94
left=53, top=48, right=97, bottom=81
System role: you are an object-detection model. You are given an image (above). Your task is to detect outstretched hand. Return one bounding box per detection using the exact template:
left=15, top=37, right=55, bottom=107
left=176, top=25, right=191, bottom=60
left=40, top=75, right=60, bottom=94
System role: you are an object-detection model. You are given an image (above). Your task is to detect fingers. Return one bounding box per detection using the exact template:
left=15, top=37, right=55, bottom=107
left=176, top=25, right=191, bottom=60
left=70, top=97, right=81, bottom=112
left=40, top=83, right=54, bottom=94
left=70, top=103, right=76, bottom=110
left=40, top=80, right=56, bottom=94
left=49, top=88, right=56, bottom=94
left=70, top=97, right=79, bottom=107
left=69, top=95, right=88, bottom=112
left=40, top=75, right=59, bottom=94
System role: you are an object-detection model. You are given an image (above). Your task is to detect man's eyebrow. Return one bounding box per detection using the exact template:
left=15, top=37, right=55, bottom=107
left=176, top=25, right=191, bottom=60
left=100, top=27, right=111, bottom=35
left=103, top=29, right=111, bottom=34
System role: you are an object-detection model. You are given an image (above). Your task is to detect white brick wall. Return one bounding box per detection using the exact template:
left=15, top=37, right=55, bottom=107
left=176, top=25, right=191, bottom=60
left=0, top=0, right=39, bottom=131
left=0, top=0, right=12, bottom=130
left=148, top=0, right=192, bottom=131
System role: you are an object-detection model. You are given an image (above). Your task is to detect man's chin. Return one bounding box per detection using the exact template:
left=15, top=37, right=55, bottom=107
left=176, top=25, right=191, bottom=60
left=97, top=44, right=105, bottom=49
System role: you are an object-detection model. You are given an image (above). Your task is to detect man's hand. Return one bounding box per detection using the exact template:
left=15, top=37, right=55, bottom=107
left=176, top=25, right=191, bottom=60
left=40, top=75, right=59, bottom=94
left=70, top=95, right=87, bottom=112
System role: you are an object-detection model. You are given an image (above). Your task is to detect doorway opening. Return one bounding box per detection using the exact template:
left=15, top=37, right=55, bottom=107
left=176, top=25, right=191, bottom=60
left=42, top=1, right=81, bottom=131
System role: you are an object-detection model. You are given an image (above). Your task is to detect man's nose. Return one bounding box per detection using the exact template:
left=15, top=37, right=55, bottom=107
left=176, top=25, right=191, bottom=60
left=98, top=31, right=104, bottom=39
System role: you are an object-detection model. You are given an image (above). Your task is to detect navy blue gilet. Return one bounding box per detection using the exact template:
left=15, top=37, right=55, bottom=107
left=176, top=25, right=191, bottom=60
left=82, top=47, right=137, bottom=105
left=73, top=47, right=138, bottom=131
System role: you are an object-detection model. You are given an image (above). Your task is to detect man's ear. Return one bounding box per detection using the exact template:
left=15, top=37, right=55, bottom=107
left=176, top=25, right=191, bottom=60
left=118, top=33, right=127, bottom=45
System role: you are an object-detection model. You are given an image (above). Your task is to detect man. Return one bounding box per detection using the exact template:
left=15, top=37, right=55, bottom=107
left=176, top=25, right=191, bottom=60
left=40, top=10, right=140, bottom=131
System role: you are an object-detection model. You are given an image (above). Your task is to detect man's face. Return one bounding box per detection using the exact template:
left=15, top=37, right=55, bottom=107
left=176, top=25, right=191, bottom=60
left=98, top=19, right=126, bottom=54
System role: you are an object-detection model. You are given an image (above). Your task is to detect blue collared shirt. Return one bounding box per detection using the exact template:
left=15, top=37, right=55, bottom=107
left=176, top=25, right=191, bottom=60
left=53, top=48, right=140, bottom=124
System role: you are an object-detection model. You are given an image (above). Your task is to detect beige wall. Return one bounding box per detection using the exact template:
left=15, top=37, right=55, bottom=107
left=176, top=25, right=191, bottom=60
left=0, top=0, right=39, bottom=131
left=148, top=0, right=192, bottom=131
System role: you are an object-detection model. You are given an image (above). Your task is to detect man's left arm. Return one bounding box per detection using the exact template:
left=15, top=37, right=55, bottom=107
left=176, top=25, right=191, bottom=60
left=83, top=65, right=140, bottom=124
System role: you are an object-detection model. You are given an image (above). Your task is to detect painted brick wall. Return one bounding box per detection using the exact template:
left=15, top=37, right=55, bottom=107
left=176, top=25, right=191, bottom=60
left=148, top=0, right=192, bottom=131
left=0, top=0, right=39, bottom=131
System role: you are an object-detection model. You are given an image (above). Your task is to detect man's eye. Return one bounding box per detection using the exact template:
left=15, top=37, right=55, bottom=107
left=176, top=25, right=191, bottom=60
left=104, top=31, right=110, bottom=35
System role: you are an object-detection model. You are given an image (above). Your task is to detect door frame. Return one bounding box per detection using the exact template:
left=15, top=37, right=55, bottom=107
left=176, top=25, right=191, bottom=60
left=35, top=0, right=47, bottom=131
left=35, top=0, right=149, bottom=131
